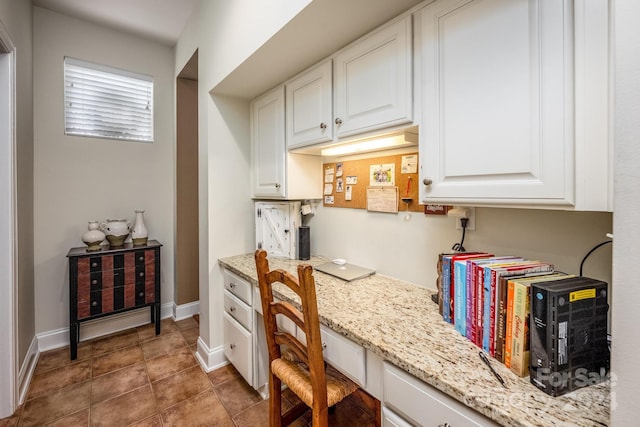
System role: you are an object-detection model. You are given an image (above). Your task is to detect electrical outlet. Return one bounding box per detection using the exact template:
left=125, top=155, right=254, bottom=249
left=455, top=207, right=476, bottom=231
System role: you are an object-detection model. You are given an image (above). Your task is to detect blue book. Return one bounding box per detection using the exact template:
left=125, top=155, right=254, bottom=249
left=442, top=256, right=452, bottom=323
left=454, top=260, right=467, bottom=336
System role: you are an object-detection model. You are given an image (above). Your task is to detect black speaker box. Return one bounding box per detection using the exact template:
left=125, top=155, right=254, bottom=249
left=298, top=226, right=310, bottom=260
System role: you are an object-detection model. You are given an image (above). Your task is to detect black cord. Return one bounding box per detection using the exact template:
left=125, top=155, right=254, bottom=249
left=579, top=240, right=612, bottom=276
left=452, top=218, right=468, bottom=252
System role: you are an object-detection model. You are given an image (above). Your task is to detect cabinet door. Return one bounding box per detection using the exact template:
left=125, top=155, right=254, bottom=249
left=255, top=202, right=299, bottom=259
left=334, top=15, right=413, bottom=138
left=419, top=0, right=573, bottom=206
left=286, top=60, right=333, bottom=149
left=223, top=312, right=253, bottom=386
left=252, top=85, right=286, bottom=197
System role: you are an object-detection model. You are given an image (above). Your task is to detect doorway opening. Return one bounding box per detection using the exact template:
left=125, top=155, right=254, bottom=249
left=0, top=21, right=17, bottom=418
left=175, top=50, right=199, bottom=317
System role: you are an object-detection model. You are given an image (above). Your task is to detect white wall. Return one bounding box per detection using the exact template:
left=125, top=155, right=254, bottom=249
left=611, top=0, right=640, bottom=424
left=310, top=206, right=612, bottom=287
left=33, top=7, right=175, bottom=336
left=175, top=0, right=311, bottom=365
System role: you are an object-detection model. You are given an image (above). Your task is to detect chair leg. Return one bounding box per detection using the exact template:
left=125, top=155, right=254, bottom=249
left=269, top=374, right=282, bottom=427
left=311, top=405, right=329, bottom=426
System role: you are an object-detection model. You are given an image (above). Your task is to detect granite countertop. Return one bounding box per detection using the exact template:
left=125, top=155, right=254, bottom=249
left=218, top=253, right=610, bottom=427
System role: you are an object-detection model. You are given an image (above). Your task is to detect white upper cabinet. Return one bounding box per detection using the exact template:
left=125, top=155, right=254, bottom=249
left=252, top=85, right=322, bottom=199
left=286, top=60, right=333, bottom=149
left=333, top=15, right=414, bottom=139
left=252, top=85, right=286, bottom=198
left=418, top=0, right=611, bottom=210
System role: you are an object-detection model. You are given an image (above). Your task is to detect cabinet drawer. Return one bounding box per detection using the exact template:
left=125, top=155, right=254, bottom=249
left=383, top=362, right=497, bottom=426
left=297, top=324, right=366, bottom=386
left=223, top=269, right=252, bottom=305
left=224, top=291, right=252, bottom=331
left=382, top=406, right=412, bottom=427
left=223, top=311, right=253, bottom=386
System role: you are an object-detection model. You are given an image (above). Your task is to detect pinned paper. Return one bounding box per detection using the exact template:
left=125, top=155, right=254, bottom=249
left=401, top=154, right=418, bottom=174
left=345, top=185, right=353, bottom=201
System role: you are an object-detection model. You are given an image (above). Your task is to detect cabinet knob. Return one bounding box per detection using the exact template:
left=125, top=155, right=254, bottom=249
left=229, top=283, right=235, bottom=289
left=139, top=272, right=144, bottom=277
left=229, top=306, right=236, bottom=312
left=91, top=301, right=97, bottom=307
left=320, top=122, right=327, bottom=130
left=91, top=280, right=98, bottom=285
left=139, top=292, right=144, bottom=297
left=423, top=178, right=433, bottom=186
left=274, top=183, right=281, bottom=189
left=91, top=262, right=98, bottom=268
left=334, top=117, right=342, bottom=125
left=230, top=343, right=236, bottom=350
left=138, top=256, right=144, bottom=262
left=322, top=342, right=327, bottom=349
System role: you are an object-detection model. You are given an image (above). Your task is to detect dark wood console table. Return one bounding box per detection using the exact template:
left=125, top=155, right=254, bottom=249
left=66, top=240, right=162, bottom=359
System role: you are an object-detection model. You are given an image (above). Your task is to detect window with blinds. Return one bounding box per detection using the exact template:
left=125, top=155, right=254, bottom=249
left=64, top=57, right=154, bottom=142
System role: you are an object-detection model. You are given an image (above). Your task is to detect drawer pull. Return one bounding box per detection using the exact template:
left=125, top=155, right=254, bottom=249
left=91, top=262, right=98, bottom=268
left=139, top=292, right=144, bottom=297
left=92, top=280, right=98, bottom=285
left=139, top=272, right=144, bottom=277
left=91, top=301, right=97, bottom=307
left=322, top=342, right=327, bottom=349
left=138, top=256, right=144, bottom=261
left=229, top=306, right=236, bottom=312
left=229, top=282, right=236, bottom=289
left=230, top=343, right=236, bottom=350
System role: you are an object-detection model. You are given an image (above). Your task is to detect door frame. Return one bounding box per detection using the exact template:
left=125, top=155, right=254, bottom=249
left=0, top=19, right=18, bottom=418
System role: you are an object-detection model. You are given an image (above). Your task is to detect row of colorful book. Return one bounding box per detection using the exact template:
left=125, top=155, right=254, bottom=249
left=436, top=252, right=569, bottom=377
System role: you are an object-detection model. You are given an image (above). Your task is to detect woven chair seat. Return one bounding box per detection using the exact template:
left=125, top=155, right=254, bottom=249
left=271, top=357, right=359, bottom=408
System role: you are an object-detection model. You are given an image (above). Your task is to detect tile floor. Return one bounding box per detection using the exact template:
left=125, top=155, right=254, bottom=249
left=0, top=317, right=377, bottom=426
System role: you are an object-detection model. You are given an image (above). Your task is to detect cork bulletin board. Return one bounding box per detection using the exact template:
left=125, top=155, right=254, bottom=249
left=322, top=152, right=423, bottom=213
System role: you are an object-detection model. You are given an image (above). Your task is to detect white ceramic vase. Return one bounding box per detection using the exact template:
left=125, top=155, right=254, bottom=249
left=131, top=210, right=148, bottom=246
left=82, top=221, right=106, bottom=251
left=100, top=219, right=131, bottom=247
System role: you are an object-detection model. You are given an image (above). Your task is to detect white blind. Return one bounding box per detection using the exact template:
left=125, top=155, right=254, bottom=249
left=64, top=57, right=154, bottom=142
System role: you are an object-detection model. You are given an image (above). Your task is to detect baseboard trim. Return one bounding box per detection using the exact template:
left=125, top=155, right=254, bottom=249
left=37, top=303, right=174, bottom=352
left=18, top=337, right=38, bottom=404
left=195, top=337, right=228, bottom=373
left=173, top=301, right=199, bottom=321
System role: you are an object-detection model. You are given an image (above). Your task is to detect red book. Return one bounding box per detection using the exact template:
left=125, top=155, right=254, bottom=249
left=444, top=252, right=491, bottom=325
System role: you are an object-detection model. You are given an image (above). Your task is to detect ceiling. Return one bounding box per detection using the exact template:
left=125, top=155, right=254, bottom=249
left=33, top=0, right=198, bottom=46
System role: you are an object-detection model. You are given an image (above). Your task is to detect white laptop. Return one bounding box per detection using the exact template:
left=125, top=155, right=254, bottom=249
left=314, top=261, right=375, bottom=282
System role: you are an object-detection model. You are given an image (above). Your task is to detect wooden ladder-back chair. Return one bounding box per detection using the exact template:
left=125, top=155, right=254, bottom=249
left=255, top=249, right=379, bottom=426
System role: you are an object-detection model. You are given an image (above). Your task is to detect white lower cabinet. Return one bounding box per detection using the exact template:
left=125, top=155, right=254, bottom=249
left=223, top=312, right=253, bottom=385
left=222, top=269, right=254, bottom=386
left=383, top=362, right=498, bottom=427
left=383, top=406, right=413, bottom=427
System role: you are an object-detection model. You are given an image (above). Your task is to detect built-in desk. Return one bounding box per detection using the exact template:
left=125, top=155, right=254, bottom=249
left=218, top=254, right=610, bottom=427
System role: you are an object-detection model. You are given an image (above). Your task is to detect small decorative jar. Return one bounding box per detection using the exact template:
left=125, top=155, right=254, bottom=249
left=131, top=210, right=148, bottom=246
left=100, top=219, right=131, bottom=247
left=82, top=221, right=106, bottom=251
